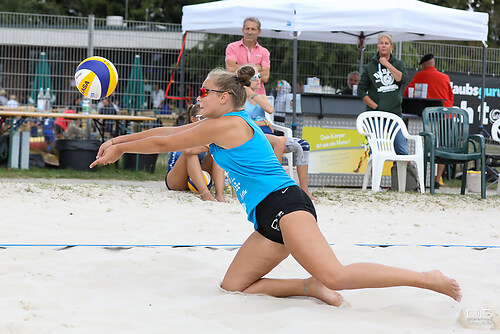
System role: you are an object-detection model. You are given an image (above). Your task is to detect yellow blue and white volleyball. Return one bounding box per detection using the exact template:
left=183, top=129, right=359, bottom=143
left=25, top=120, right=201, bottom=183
left=188, top=171, right=213, bottom=193
left=75, top=56, right=118, bottom=100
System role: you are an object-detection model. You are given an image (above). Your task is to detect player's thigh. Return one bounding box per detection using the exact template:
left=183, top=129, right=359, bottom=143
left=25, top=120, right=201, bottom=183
left=166, top=155, right=190, bottom=190
left=280, top=211, right=343, bottom=281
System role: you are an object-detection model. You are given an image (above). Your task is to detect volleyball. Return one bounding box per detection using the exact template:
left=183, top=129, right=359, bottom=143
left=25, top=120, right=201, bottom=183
left=75, top=56, right=118, bottom=100
left=188, top=171, right=213, bottom=193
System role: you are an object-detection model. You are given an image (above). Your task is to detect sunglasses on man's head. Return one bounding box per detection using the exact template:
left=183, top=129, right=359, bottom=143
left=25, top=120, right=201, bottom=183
left=250, top=73, right=261, bottom=81
left=193, top=115, right=205, bottom=120
left=199, top=87, right=232, bottom=98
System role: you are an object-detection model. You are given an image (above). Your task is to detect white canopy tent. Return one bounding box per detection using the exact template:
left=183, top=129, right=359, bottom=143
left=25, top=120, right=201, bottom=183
left=182, top=0, right=489, bottom=128
left=182, top=0, right=488, bottom=43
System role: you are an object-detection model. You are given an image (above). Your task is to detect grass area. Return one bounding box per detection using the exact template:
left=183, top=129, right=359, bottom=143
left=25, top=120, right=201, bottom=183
left=1, top=154, right=496, bottom=190
left=0, top=154, right=169, bottom=182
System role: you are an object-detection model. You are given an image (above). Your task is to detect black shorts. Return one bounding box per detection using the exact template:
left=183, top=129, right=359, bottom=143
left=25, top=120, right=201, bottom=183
left=255, top=185, right=317, bottom=244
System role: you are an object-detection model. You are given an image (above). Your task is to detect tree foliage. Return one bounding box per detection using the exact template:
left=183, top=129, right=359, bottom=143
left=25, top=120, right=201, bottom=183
left=421, top=0, right=498, bottom=45
left=1, top=0, right=211, bottom=22
left=2, top=0, right=498, bottom=46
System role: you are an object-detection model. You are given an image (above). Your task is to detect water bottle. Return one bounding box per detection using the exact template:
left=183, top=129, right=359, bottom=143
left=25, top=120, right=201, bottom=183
left=44, top=88, right=51, bottom=112
left=82, top=97, right=91, bottom=138
left=37, top=87, right=45, bottom=111
left=82, top=97, right=90, bottom=115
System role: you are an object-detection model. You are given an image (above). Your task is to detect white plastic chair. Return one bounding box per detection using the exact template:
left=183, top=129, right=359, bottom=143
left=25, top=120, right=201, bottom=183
left=491, top=118, right=500, bottom=195
left=492, top=118, right=500, bottom=143
left=356, top=111, right=425, bottom=193
left=266, top=95, right=293, bottom=178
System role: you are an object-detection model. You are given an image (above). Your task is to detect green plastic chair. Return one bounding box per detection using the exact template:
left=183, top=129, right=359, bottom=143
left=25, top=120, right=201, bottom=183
left=420, top=107, right=486, bottom=198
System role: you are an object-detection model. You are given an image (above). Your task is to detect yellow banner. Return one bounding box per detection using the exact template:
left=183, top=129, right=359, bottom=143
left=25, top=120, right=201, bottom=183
left=302, top=127, right=392, bottom=175
left=303, top=127, right=366, bottom=151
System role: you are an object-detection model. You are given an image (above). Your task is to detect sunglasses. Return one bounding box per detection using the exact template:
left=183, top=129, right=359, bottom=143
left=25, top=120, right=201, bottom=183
left=250, top=73, right=261, bottom=81
left=199, top=87, right=232, bottom=98
left=193, top=115, right=205, bottom=120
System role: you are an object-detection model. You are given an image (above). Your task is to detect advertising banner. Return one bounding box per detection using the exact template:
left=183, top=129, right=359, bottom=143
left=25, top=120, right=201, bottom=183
left=302, top=126, right=393, bottom=175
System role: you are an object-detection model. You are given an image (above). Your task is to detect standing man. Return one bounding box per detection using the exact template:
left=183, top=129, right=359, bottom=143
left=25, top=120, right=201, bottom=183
left=152, top=83, right=165, bottom=110
left=338, top=71, right=360, bottom=95
left=404, top=54, right=454, bottom=189
left=225, top=17, right=270, bottom=95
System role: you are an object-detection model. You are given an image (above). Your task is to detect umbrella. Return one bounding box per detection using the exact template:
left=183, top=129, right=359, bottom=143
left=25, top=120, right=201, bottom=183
left=122, top=55, right=146, bottom=112
left=29, top=52, right=52, bottom=105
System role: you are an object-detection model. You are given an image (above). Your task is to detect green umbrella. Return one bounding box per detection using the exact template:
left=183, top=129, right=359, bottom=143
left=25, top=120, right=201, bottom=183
left=29, top=52, right=52, bottom=105
left=122, top=55, right=146, bottom=112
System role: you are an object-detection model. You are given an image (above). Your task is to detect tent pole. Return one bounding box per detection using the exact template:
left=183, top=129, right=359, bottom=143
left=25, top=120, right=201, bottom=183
left=292, top=32, right=298, bottom=136
left=358, top=33, right=365, bottom=74
left=479, top=41, right=487, bottom=135
left=358, top=47, right=364, bottom=74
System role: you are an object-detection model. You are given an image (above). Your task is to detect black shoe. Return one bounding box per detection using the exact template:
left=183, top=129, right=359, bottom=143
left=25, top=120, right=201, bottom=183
left=434, top=182, right=440, bottom=189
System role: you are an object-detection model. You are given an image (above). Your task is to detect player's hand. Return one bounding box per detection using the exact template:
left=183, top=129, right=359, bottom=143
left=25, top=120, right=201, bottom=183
left=90, top=144, right=123, bottom=168
left=96, top=139, right=114, bottom=159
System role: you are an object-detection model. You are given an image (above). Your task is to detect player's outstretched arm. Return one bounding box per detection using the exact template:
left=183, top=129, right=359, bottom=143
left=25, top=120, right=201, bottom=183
left=95, top=121, right=204, bottom=159
left=91, top=117, right=244, bottom=168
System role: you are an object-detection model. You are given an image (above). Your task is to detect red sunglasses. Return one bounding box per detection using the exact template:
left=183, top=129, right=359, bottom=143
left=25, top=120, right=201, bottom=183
left=199, top=87, right=233, bottom=98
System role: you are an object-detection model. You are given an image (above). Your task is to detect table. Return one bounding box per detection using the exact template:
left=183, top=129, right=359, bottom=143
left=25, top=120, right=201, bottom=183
left=0, top=109, right=157, bottom=138
left=402, top=97, right=444, bottom=117
left=300, top=93, right=365, bottom=117
left=0, top=109, right=156, bottom=169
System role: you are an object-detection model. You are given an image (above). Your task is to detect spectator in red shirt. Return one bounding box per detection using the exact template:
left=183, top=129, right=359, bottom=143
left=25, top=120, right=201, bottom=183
left=54, top=109, right=76, bottom=139
left=225, top=17, right=270, bottom=95
left=404, top=54, right=454, bottom=107
left=404, top=54, right=455, bottom=188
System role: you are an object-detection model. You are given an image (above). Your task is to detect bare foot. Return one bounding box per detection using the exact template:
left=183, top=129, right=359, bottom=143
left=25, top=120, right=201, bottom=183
left=200, top=192, right=217, bottom=202
left=215, top=194, right=226, bottom=202
left=305, top=276, right=343, bottom=306
left=424, top=270, right=462, bottom=301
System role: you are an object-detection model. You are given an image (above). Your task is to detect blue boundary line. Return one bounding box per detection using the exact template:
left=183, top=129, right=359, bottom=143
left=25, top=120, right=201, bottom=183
left=0, top=243, right=498, bottom=248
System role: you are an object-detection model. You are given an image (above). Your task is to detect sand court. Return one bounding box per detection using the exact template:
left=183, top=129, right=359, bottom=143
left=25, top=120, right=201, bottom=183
left=0, top=179, right=499, bottom=333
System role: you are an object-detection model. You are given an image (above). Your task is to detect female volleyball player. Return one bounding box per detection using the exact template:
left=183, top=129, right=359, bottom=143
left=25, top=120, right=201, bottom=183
left=90, top=68, right=461, bottom=306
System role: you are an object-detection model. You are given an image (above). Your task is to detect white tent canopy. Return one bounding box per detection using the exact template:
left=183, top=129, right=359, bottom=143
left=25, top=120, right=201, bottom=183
left=182, top=0, right=489, bottom=44
left=182, top=0, right=489, bottom=130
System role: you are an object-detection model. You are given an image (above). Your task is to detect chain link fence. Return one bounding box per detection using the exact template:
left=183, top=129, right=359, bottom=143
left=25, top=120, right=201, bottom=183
left=0, top=11, right=499, bottom=115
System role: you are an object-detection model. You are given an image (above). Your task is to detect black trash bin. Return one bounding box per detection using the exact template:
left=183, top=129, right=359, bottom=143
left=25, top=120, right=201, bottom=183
left=123, top=153, right=158, bottom=173
left=56, top=139, right=101, bottom=171
left=0, top=135, right=9, bottom=166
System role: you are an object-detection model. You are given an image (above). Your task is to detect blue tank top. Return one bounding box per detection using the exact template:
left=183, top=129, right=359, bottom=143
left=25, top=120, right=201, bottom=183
left=209, top=111, right=296, bottom=229
left=244, top=100, right=266, bottom=122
